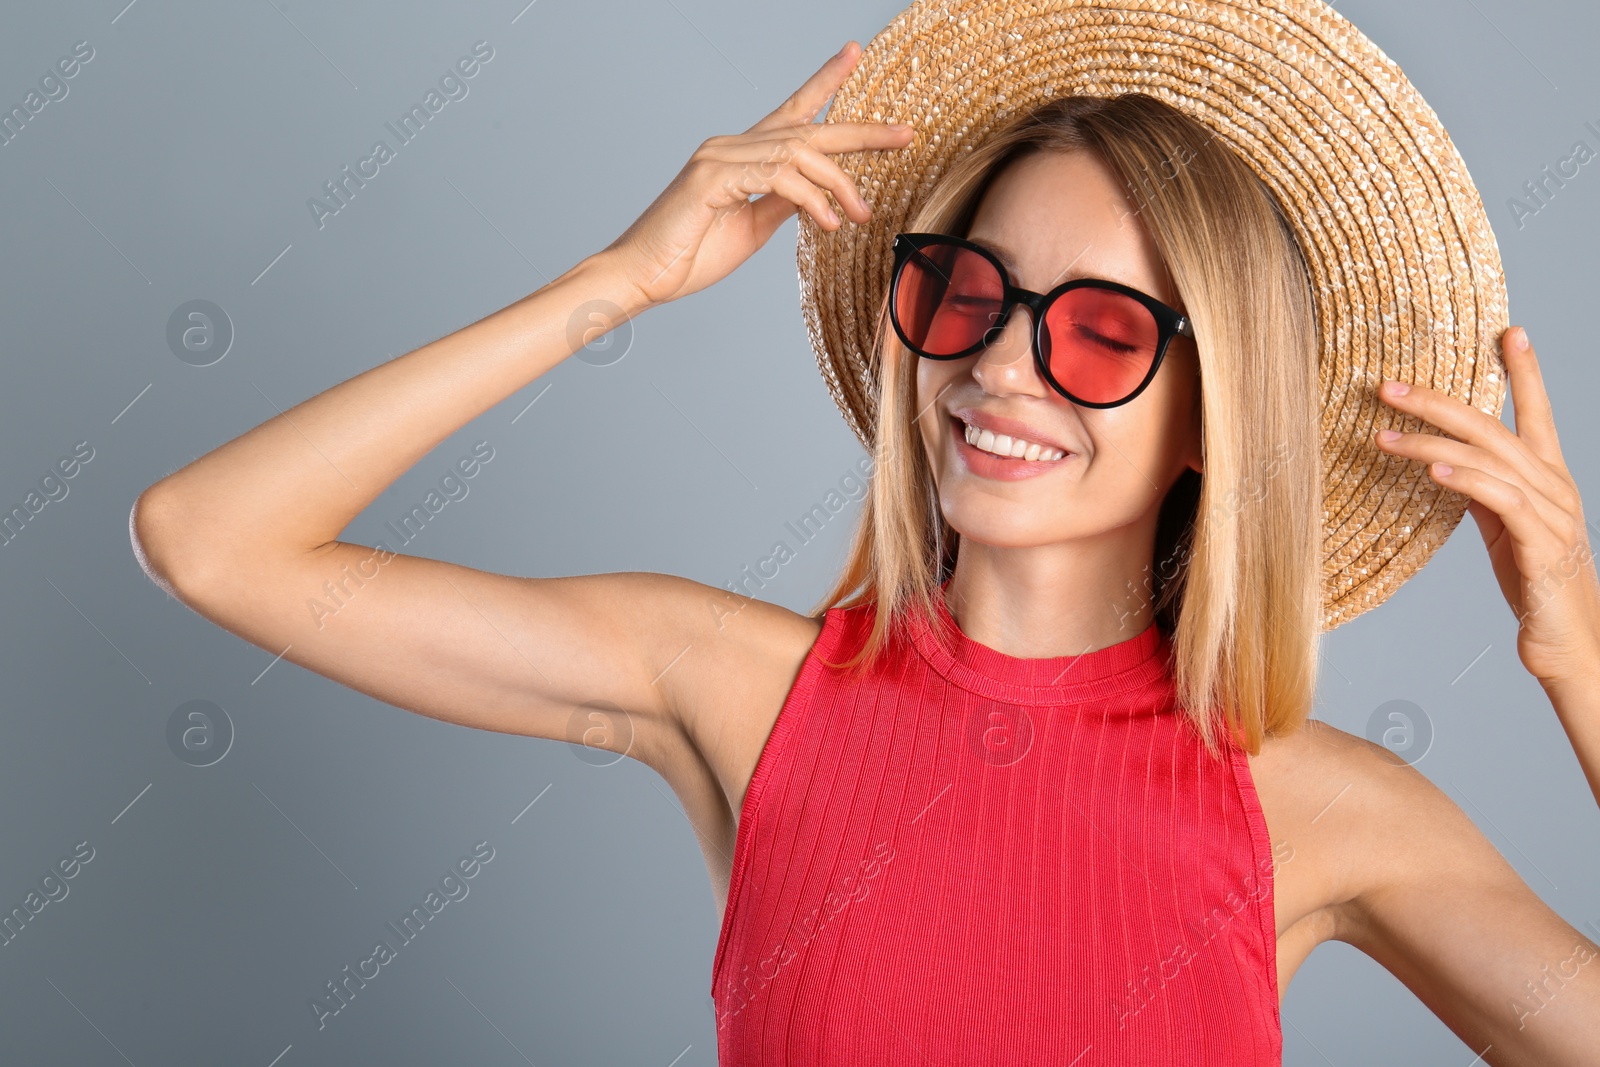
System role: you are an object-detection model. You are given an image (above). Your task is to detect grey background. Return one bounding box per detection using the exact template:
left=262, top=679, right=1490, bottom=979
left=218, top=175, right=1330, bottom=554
left=1, top=0, right=1596, bottom=1063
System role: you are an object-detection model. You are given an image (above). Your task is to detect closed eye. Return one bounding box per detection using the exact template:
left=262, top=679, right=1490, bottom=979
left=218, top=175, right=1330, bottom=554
left=1074, top=325, right=1141, bottom=354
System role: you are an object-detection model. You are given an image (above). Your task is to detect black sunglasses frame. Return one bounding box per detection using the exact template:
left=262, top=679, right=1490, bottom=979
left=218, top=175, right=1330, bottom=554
left=889, top=231, right=1196, bottom=409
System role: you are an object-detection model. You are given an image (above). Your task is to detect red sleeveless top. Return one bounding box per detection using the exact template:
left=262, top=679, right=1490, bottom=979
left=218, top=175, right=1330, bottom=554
left=711, top=589, right=1282, bottom=1065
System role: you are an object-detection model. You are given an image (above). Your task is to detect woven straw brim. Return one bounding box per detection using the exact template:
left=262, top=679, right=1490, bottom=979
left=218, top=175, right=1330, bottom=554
left=795, top=0, right=1508, bottom=632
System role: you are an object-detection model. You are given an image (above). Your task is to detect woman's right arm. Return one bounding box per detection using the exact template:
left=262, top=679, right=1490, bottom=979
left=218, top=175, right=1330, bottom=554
left=131, top=250, right=718, bottom=755
left=130, top=40, right=910, bottom=760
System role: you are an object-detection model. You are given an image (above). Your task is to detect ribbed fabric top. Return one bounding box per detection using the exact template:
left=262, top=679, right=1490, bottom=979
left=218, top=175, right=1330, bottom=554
left=711, top=586, right=1282, bottom=1065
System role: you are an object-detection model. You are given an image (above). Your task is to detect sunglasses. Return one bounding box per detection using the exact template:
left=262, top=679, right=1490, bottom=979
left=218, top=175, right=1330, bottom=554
left=889, top=232, right=1195, bottom=409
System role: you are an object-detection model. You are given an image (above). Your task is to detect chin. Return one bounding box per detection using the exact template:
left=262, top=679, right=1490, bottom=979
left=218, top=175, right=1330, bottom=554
left=939, top=499, right=1066, bottom=550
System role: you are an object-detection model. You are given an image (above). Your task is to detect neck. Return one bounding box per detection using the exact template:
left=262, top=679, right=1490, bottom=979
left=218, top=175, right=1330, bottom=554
left=941, top=541, right=1160, bottom=659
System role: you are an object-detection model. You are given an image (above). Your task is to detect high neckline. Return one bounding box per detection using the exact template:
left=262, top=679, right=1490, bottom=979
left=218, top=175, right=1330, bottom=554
left=905, top=580, right=1171, bottom=705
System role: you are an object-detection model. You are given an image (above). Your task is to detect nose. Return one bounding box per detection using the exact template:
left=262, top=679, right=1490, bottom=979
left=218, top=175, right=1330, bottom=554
left=971, top=300, right=1050, bottom=397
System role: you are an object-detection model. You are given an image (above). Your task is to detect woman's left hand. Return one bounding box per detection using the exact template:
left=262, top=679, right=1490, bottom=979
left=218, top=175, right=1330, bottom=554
left=1373, top=325, right=1600, bottom=687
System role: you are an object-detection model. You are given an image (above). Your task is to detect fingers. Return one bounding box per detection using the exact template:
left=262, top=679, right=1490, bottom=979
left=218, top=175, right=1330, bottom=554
left=698, top=124, right=913, bottom=229
left=696, top=38, right=915, bottom=233
left=791, top=144, right=872, bottom=225
left=768, top=166, right=846, bottom=229
left=747, top=189, right=800, bottom=244
left=729, top=133, right=871, bottom=223
left=1372, top=430, right=1575, bottom=535
left=716, top=155, right=844, bottom=229
left=747, top=41, right=860, bottom=135
left=800, top=119, right=917, bottom=153
left=1501, top=326, right=1567, bottom=471
left=1417, top=461, right=1571, bottom=564
left=1377, top=372, right=1576, bottom=512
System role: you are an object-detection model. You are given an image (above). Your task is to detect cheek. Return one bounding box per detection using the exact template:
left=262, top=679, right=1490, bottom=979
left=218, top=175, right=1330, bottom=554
left=915, top=358, right=936, bottom=409
left=1089, top=396, right=1183, bottom=471
left=915, top=361, right=952, bottom=445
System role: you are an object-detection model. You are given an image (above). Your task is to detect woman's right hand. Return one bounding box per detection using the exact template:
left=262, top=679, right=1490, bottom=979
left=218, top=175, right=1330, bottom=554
left=599, top=40, right=914, bottom=313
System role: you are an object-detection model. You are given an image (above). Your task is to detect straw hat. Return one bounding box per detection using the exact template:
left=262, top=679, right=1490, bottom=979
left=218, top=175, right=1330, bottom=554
left=795, top=0, right=1509, bottom=631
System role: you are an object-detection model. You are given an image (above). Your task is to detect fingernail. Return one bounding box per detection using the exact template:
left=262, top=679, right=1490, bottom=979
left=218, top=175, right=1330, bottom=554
left=1383, top=380, right=1409, bottom=396
left=1433, top=462, right=1453, bottom=477
left=835, top=41, right=852, bottom=59
left=1377, top=429, right=1401, bottom=442
left=1513, top=326, right=1529, bottom=350
left=889, top=122, right=911, bottom=131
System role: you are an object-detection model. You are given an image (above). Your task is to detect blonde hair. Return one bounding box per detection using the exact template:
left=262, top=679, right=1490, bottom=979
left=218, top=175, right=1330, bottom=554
left=809, top=92, right=1322, bottom=758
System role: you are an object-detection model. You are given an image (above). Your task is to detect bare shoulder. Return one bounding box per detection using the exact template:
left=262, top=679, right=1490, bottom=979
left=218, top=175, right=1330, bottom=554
left=647, top=581, right=828, bottom=814
left=1252, top=718, right=1600, bottom=1057
left=1253, top=723, right=1600, bottom=1058
left=1249, top=718, right=1475, bottom=931
left=1284, top=719, right=1544, bottom=933
left=1245, top=717, right=1462, bottom=947
left=1243, top=722, right=1359, bottom=942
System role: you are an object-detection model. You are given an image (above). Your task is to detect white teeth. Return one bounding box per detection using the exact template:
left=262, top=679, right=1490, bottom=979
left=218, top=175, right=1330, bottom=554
left=963, top=421, right=1067, bottom=461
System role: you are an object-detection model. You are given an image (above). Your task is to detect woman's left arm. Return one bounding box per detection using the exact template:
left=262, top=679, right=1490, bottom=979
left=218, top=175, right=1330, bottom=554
left=1345, top=324, right=1600, bottom=1063
left=1373, top=324, right=1600, bottom=803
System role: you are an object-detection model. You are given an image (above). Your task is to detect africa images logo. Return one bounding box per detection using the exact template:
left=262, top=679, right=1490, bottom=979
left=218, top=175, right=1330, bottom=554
left=307, top=41, right=495, bottom=230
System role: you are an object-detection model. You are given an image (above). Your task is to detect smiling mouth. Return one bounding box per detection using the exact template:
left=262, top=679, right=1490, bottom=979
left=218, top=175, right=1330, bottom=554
left=949, top=414, right=1073, bottom=463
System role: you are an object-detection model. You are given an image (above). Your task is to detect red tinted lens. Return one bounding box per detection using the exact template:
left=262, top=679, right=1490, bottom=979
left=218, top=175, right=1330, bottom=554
left=894, top=244, right=1004, bottom=356
left=1041, top=287, right=1160, bottom=404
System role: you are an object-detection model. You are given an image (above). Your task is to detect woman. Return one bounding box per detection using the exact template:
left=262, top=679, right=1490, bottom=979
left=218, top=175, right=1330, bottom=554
left=132, top=18, right=1600, bottom=1067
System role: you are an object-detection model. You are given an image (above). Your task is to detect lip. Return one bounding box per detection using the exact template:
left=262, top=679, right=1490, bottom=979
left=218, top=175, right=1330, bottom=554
left=948, top=412, right=1078, bottom=481
left=951, top=407, right=1076, bottom=455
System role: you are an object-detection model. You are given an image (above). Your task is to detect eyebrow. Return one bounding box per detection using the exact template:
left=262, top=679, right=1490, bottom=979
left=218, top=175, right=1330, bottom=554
left=968, top=234, right=1023, bottom=275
